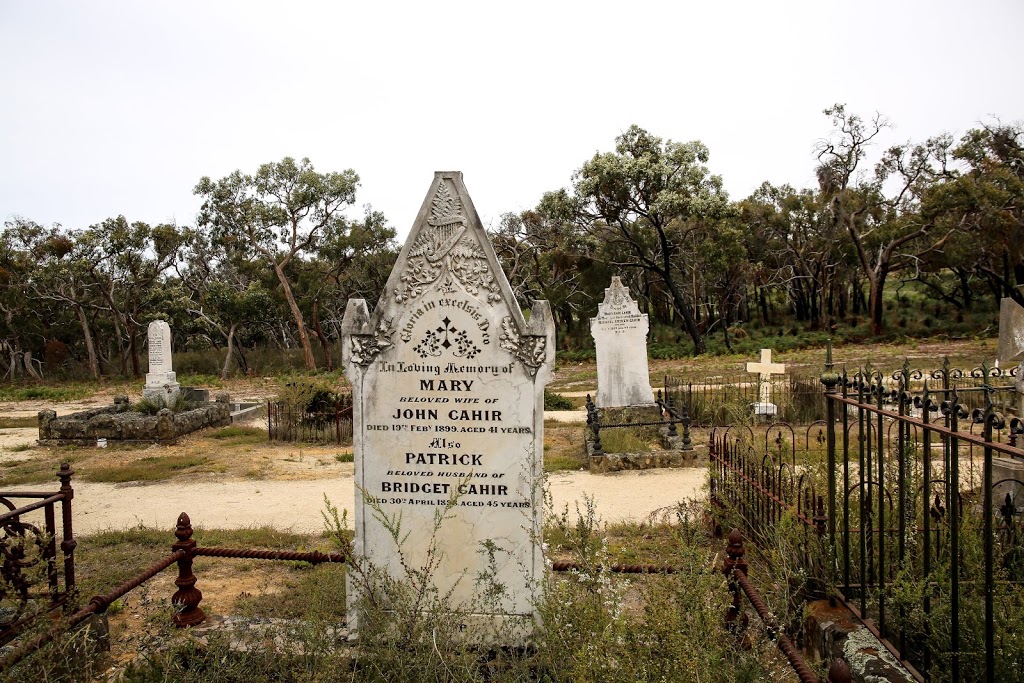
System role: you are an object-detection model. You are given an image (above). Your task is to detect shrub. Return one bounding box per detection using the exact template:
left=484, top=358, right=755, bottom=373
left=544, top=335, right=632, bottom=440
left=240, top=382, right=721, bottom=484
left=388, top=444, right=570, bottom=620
left=544, top=389, right=574, bottom=410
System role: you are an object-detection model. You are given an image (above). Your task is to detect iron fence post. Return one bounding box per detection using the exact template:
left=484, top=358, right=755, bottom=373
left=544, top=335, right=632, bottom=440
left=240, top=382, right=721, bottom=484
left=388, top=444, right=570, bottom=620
left=56, top=462, right=76, bottom=598
left=821, top=339, right=840, bottom=545
left=171, top=512, right=205, bottom=627
left=723, top=528, right=747, bottom=630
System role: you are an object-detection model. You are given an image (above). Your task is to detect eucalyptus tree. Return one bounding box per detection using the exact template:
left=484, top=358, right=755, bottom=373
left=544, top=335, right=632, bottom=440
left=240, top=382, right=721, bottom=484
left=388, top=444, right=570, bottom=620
left=303, top=206, right=397, bottom=369
left=925, top=122, right=1024, bottom=306
left=556, top=125, right=731, bottom=354
left=79, top=216, right=185, bottom=376
left=194, top=157, right=360, bottom=370
left=817, top=104, right=959, bottom=335
left=1, top=219, right=105, bottom=378
left=740, top=183, right=847, bottom=329
left=175, top=227, right=276, bottom=378
left=492, top=199, right=601, bottom=343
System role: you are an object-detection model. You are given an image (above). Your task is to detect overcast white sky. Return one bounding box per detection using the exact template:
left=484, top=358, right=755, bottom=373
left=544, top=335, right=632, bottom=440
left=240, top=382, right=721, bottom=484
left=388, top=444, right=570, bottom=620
left=2, top=1, right=1022, bottom=241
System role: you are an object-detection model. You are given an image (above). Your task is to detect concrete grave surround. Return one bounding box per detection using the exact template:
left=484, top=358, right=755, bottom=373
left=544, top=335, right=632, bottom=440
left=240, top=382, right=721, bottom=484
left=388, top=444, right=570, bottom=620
left=590, top=277, right=655, bottom=408
left=746, top=348, right=785, bottom=416
left=342, top=172, right=554, bottom=639
left=143, top=320, right=180, bottom=403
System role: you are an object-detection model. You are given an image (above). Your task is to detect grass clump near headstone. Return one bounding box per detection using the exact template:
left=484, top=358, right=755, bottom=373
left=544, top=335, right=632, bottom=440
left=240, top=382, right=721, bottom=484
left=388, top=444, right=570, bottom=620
left=597, top=425, right=661, bottom=453
left=131, top=392, right=196, bottom=415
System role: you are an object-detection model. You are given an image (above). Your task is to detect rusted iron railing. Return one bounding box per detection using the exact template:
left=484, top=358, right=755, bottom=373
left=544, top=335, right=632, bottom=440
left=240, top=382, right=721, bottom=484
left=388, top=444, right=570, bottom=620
left=268, top=396, right=354, bottom=444
left=0, top=509, right=345, bottom=672
left=0, top=463, right=77, bottom=648
left=723, top=528, right=851, bottom=683
left=819, top=345, right=1024, bottom=683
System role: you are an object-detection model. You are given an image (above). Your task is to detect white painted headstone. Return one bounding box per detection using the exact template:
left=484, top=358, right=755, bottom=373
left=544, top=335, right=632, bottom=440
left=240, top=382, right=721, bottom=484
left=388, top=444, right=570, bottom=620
left=590, top=277, right=655, bottom=408
left=143, top=320, right=180, bottom=403
left=342, top=172, right=554, bottom=640
left=746, top=348, right=785, bottom=416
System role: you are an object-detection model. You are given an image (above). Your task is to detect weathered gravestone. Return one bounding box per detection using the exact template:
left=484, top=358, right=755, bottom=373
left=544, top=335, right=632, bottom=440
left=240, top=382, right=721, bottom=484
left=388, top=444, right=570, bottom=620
left=143, top=320, right=180, bottom=404
left=590, top=277, right=655, bottom=408
left=342, top=172, right=555, bottom=639
left=995, top=297, right=1024, bottom=508
left=746, top=348, right=785, bottom=418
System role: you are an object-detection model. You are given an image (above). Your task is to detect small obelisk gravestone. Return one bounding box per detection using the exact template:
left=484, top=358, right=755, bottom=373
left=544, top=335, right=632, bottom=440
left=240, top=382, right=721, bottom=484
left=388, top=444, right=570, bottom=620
left=342, top=172, right=554, bottom=639
left=590, top=277, right=655, bottom=407
left=143, top=320, right=180, bottom=404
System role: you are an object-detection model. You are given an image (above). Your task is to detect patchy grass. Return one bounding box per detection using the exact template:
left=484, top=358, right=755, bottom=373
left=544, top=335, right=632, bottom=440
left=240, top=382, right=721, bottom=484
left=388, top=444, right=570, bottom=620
left=0, top=458, right=64, bottom=486
left=543, top=423, right=585, bottom=473
left=81, top=455, right=216, bottom=483
left=209, top=425, right=267, bottom=446
left=335, top=452, right=354, bottom=463
left=544, top=452, right=583, bottom=472
left=598, top=426, right=661, bottom=453
left=8, top=442, right=35, bottom=452
left=0, top=416, right=38, bottom=428
left=0, top=385, right=95, bottom=402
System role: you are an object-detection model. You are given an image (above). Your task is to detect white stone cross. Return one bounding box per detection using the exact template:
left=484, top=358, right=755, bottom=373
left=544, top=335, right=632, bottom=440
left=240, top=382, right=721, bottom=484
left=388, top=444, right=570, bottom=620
left=746, top=348, right=786, bottom=403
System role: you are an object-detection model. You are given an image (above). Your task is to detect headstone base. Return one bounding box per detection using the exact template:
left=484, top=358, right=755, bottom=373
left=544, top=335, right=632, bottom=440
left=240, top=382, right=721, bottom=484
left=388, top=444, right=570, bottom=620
left=143, top=371, right=180, bottom=404
left=752, top=402, right=778, bottom=422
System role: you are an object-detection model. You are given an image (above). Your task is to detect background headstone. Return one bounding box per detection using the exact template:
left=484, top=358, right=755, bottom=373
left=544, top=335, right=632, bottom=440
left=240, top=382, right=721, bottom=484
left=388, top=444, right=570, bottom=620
left=143, top=320, right=180, bottom=404
left=997, top=297, right=1024, bottom=424
left=342, top=172, right=554, bottom=639
left=997, top=297, right=1024, bottom=364
left=590, top=277, right=655, bottom=408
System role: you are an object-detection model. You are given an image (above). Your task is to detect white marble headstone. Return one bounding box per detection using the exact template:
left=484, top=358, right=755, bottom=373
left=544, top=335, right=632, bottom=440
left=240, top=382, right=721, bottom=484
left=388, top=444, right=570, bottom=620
left=143, top=320, right=180, bottom=403
left=590, top=277, right=655, bottom=407
left=342, top=172, right=554, bottom=639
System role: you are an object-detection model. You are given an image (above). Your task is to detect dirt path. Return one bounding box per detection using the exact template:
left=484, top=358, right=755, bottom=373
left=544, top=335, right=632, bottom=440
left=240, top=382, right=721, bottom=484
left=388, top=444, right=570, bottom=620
left=5, top=467, right=706, bottom=534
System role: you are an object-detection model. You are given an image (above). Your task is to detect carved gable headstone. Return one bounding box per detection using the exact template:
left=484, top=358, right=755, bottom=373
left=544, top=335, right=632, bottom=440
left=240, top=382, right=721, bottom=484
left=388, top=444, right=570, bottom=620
left=143, top=320, right=180, bottom=403
left=590, top=277, right=655, bottom=407
left=342, top=172, right=554, bottom=638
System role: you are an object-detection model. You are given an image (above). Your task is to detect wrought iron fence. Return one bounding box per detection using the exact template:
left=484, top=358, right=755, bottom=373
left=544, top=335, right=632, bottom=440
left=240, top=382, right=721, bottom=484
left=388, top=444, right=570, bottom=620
left=267, top=395, right=354, bottom=445
left=0, top=464, right=77, bottom=649
left=584, top=393, right=693, bottom=454
left=665, top=372, right=826, bottom=426
left=819, top=352, right=1024, bottom=683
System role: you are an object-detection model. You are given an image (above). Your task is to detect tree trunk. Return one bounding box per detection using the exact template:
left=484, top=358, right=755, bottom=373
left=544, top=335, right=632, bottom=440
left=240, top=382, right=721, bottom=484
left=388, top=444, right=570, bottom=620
left=311, top=301, right=334, bottom=371
left=76, top=305, right=101, bottom=379
left=665, top=276, right=705, bottom=355
left=273, top=263, right=317, bottom=370
left=24, top=351, right=41, bottom=380
left=222, top=322, right=239, bottom=380
left=868, top=269, right=888, bottom=336
left=128, top=324, right=141, bottom=377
